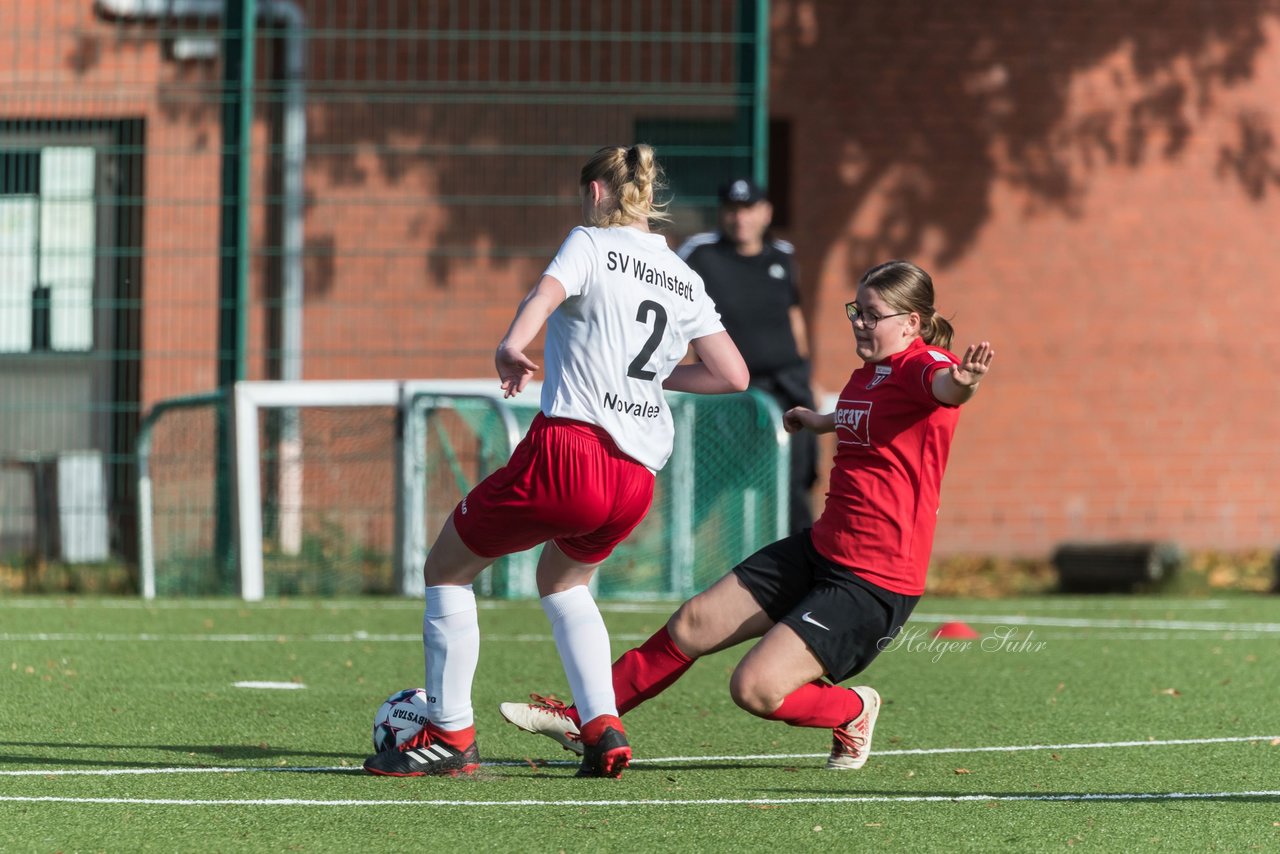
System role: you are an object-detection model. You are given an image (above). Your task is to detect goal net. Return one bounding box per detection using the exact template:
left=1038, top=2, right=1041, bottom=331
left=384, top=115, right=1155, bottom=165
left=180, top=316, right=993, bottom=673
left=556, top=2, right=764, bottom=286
left=138, top=380, right=789, bottom=600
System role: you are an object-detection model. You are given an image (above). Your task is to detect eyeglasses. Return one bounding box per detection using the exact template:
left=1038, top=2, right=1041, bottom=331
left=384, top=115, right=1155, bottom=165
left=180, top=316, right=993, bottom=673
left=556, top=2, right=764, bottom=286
left=845, top=302, right=909, bottom=329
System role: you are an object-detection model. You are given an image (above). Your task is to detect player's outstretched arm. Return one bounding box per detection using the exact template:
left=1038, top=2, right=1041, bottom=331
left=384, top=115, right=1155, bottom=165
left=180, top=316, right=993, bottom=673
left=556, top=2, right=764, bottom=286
left=496, top=275, right=568, bottom=398
left=932, top=341, right=995, bottom=406
left=663, top=330, right=750, bottom=394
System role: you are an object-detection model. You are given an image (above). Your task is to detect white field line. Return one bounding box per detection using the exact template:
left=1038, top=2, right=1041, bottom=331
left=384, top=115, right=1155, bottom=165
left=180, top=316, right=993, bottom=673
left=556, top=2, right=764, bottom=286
left=0, top=600, right=427, bottom=611
left=912, top=613, right=1280, bottom=633
left=1036, top=631, right=1271, bottom=641
left=0, top=599, right=1247, bottom=613
left=2, top=734, right=1276, bottom=777
left=4, top=610, right=1279, bottom=644
left=0, top=632, right=653, bottom=643
left=941, top=599, right=1228, bottom=610
left=0, top=599, right=677, bottom=613
left=0, top=791, right=1277, bottom=807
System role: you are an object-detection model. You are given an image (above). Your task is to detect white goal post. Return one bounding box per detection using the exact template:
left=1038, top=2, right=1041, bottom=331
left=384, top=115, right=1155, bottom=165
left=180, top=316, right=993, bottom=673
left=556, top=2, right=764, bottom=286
left=229, top=379, right=524, bottom=601
left=136, top=378, right=789, bottom=601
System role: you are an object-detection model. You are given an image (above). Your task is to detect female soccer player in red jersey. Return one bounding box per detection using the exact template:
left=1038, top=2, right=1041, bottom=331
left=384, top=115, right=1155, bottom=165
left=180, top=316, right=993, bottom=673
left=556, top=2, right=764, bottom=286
left=501, top=259, right=994, bottom=769
left=363, top=145, right=749, bottom=779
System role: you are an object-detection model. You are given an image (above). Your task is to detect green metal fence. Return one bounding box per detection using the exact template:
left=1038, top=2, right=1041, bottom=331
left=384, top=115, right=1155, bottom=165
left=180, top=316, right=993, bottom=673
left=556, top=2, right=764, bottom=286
left=0, top=0, right=769, bottom=594
left=138, top=384, right=787, bottom=599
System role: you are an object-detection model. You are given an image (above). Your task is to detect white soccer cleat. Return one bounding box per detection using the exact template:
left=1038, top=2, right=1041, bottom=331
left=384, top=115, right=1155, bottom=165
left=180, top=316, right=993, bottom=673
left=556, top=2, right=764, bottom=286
left=499, top=693, right=584, bottom=756
left=826, top=686, right=881, bottom=770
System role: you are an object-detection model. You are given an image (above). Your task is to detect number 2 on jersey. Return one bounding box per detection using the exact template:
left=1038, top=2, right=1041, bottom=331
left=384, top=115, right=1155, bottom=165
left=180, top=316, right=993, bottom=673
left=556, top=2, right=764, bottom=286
left=626, top=299, right=668, bottom=381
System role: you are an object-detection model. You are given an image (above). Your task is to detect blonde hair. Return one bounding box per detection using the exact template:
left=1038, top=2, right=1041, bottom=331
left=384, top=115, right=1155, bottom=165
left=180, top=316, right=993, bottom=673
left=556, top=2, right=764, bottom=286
left=580, top=144, right=671, bottom=227
left=859, top=260, right=955, bottom=351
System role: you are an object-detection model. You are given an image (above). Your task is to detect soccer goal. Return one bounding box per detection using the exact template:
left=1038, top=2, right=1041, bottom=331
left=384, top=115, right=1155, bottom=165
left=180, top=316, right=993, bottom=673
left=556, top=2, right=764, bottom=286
left=137, top=379, right=790, bottom=601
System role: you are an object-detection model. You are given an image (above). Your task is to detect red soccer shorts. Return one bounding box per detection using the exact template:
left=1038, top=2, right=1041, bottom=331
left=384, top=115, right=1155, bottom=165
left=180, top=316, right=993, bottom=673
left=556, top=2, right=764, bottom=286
left=452, top=414, right=656, bottom=564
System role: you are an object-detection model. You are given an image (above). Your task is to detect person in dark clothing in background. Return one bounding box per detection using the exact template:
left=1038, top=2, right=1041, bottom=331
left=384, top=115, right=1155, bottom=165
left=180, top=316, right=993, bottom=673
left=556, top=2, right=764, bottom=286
left=678, top=177, right=818, bottom=533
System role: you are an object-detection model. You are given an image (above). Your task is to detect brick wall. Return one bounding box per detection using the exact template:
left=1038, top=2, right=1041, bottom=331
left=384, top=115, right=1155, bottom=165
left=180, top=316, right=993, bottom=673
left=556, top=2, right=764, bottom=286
left=771, top=1, right=1280, bottom=555
left=16, top=1, right=1280, bottom=559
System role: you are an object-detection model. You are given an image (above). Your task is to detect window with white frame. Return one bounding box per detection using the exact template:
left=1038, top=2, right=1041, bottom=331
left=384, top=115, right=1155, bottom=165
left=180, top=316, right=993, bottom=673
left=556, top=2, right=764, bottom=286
left=0, top=146, right=96, bottom=353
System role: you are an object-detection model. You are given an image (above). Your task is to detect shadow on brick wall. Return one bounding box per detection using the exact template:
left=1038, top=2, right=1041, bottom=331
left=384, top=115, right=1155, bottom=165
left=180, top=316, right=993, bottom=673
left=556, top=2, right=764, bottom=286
left=771, top=0, right=1279, bottom=276
left=69, top=2, right=1280, bottom=289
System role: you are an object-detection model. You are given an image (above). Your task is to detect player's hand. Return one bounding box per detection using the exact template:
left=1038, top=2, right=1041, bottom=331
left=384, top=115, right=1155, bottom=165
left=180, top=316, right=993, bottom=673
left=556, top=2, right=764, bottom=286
left=496, top=345, right=539, bottom=398
left=783, top=406, right=816, bottom=434
left=950, top=341, right=995, bottom=388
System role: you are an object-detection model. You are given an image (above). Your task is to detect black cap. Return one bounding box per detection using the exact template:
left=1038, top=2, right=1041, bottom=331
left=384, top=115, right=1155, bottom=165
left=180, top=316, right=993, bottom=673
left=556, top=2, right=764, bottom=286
left=717, top=177, right=767, bottom=205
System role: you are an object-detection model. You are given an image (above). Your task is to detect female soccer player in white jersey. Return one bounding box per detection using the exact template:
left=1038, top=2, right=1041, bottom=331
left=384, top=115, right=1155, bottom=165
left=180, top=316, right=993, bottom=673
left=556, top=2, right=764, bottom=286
left=500, top=260, right=994, bottom=771
left=363, top=145, right=749, bottom=779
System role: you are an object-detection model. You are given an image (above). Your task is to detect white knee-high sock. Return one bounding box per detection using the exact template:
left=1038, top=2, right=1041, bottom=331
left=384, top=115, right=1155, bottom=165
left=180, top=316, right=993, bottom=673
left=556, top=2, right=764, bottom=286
left=423, top=584, right=479, bottom=731
left=541, top=586, right=617, bottom=724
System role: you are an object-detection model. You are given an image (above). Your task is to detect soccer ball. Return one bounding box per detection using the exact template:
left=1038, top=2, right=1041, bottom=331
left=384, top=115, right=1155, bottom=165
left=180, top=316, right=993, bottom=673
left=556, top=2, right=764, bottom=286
left=372, top=687, right=430, bottom=753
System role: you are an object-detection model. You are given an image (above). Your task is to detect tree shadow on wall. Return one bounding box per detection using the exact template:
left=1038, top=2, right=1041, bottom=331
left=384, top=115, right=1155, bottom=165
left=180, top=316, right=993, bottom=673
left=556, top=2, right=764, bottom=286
left=72, top=1, right=1280, bottom=290
left=771, top=0, right=1280, bottom=278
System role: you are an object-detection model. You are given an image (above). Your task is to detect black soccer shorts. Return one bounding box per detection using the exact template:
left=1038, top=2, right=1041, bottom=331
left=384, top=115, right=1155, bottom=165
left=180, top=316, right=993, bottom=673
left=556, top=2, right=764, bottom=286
left=731, top=531, right=919, bottom=684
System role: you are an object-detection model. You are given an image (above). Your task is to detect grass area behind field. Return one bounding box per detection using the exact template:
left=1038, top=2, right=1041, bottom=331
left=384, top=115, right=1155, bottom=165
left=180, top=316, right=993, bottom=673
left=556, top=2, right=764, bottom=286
left=1, top=595, right=1278, bottom=852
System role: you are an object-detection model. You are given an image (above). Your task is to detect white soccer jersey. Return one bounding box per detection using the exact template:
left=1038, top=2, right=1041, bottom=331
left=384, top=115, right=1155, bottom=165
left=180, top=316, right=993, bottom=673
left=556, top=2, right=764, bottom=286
left=540, top=225, right=725, bottom=470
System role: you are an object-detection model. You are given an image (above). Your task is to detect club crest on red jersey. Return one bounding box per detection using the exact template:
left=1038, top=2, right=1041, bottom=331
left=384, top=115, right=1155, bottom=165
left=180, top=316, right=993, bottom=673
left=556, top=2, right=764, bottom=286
left=866, top=364, right=892, bottom=390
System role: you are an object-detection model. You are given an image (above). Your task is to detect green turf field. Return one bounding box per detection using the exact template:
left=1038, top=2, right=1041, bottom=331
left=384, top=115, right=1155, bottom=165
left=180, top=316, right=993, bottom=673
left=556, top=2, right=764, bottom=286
left=2, top=595, right=1278, bottom=851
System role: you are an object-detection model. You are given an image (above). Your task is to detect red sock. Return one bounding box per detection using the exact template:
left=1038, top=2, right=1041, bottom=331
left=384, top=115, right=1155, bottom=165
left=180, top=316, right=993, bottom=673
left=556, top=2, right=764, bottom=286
left=553, top=625, right=693, bottom=725
left=563, top=626, right=694, bottom=726
left=578, top=714, right=625, bottom=745
left=425, top=721, right=476, bottom=750
left=764, top=681, right=863, bottom=728
left=614, top=625, right=695, bottom=715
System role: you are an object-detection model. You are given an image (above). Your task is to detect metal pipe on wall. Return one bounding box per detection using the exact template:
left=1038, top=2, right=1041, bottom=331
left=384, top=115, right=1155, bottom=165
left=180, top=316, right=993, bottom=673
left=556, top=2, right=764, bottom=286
left=96, top=0, right=308, bottom=555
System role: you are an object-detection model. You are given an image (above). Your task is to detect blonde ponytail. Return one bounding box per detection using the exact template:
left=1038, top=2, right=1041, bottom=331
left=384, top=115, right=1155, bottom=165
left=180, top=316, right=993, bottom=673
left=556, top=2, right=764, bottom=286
left=580, top=144, right=671, bottom=227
